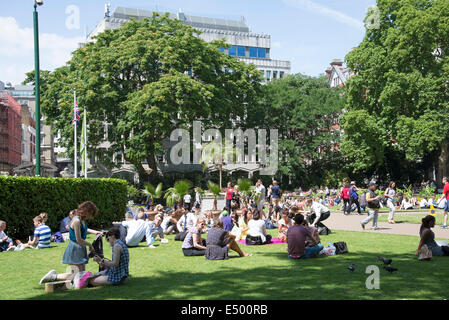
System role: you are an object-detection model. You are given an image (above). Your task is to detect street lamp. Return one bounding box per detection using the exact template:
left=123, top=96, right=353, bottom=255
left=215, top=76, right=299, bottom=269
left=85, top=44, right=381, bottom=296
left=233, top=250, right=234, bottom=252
left=33, top=0, right=43, bottom=176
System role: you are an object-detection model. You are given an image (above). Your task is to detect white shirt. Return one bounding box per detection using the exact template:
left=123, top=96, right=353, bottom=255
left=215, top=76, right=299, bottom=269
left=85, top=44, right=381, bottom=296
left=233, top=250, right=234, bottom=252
left=0, top=230, right=7, bottom=242
left=419, top=199, right=428, bottom=208
left=254, top=184, right=266, bottom=201
left=184, top=194, right=191, bottom=203
left=122, top=219, right=148, bottom=247
left=247, top=219, right=267, bottom=243
left=177, top=212, right=197, bottom=232
left=310, top=201, right=329, bottom=219
left=401, top=199, right=413, bottom=210
left=161, top=216, right=173, bottom=231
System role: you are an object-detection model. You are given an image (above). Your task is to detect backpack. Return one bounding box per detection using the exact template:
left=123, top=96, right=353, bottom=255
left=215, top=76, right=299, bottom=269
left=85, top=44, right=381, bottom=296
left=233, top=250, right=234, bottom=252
left=359, top=192, right=368, bottom=208
left=51, top=232, right=64, bottom=243
left=89, top=233, right=106, bottom=272
left=333, top=241, right=349, bottom=254
left=350, top=187, right=358, bottom=200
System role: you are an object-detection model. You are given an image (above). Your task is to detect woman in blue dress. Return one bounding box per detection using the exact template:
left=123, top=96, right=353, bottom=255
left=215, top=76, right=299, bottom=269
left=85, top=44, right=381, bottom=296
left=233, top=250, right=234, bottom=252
left=39, top=201, right=102, bottom=284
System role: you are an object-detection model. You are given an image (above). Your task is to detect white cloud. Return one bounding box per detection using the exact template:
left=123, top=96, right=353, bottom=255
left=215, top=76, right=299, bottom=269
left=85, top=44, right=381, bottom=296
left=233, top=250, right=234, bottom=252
left=0, top=16, right=84, bottom=85
left=282, top=0, right=364, bottom=30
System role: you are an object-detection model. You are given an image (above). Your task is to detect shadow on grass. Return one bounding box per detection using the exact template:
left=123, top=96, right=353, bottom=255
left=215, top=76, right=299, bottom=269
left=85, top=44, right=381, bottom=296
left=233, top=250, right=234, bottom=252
left=25, top=249, right=449, bottom=300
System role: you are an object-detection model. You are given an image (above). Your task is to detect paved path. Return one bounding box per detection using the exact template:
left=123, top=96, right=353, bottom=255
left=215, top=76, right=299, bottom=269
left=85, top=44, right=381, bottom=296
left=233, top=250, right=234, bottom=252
left=325, top=211, right=449, bottom=239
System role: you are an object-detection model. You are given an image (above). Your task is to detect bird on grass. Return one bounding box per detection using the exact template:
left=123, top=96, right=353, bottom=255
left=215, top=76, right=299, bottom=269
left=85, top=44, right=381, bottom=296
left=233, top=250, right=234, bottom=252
left=384, top=265, right=398, bottom=273
left=348, top=264, right=355, bottom=272
left=377, top=256, right=392, bottom=265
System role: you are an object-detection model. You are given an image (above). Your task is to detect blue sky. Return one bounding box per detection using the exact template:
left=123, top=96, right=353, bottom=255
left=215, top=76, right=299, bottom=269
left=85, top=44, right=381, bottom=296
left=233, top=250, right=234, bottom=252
left=0, top=0, right=375, bottom=85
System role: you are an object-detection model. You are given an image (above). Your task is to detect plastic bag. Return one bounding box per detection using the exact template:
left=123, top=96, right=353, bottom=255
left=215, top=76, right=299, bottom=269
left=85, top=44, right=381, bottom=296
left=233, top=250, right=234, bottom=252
left=320, top=241, right=336, bottom=256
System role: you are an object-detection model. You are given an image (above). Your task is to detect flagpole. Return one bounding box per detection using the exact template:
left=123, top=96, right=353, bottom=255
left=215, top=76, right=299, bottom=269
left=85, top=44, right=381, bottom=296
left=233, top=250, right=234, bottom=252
left=74, top=89, right=77, bottom=178
left=84, top=108, right=87, bottom=178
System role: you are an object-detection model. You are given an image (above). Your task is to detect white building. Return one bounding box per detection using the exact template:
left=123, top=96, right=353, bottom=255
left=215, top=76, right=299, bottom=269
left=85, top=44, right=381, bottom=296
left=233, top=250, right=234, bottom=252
left=325, top=59, right=353, bottom=88
left=87, top=6, right=291, bottom=82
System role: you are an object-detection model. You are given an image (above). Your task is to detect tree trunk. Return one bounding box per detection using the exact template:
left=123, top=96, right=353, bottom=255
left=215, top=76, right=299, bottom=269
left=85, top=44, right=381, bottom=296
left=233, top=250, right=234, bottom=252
left=436, top=141, right=449, bottom=188
left=213, top=197, right=217, bottom=211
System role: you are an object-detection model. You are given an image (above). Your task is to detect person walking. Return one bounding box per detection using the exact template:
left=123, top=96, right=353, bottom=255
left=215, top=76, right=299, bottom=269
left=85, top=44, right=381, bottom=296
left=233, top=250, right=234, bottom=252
left=437, top=177, right=449, bottom=229
left=384, top=181, right=397, bottom=224
left=271, top=181, right=281, bottom=207
left=349, top=181, right=362, bottom=215
left=361, top=182, right=381, bottom=230
left=340, top=182, right=351, bottom=215
left=225, top=182, right=233, bottom=211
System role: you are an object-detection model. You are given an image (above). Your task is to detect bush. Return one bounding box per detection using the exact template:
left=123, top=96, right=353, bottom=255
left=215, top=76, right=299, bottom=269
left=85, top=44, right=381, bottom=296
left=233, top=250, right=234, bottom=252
left=0, top=176, right=128, bottom=240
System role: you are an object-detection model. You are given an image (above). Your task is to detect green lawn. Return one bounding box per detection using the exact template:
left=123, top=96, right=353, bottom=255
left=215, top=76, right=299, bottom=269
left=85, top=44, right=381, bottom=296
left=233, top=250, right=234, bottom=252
left=1, top=229, right=449, bottom=300
left=378, top=213, right=445, bottom=225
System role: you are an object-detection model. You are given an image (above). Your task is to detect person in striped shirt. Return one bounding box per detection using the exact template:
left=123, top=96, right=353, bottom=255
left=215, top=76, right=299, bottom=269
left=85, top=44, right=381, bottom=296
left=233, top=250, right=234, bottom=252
left=22, top=215, right=51, bottom=249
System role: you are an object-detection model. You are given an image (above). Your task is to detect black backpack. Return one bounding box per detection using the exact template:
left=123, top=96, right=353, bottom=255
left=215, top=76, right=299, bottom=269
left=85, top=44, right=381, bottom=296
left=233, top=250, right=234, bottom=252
left=89, top=233, right=106, bottom=271
left=333, top=241, right=348, bottom=254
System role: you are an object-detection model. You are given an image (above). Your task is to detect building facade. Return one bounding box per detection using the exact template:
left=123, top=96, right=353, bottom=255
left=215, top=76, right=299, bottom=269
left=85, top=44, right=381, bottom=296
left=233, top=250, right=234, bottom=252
left=0, top=90, right=22, bottom=173
left=325, top=59, right=353, bottom=88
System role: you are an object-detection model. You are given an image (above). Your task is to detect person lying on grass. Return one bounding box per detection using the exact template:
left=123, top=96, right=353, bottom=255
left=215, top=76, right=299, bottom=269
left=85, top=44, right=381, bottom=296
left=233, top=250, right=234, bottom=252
left=287, top=214, right=323, bottom=259
left=205, top=219, right=251, bottom=260
left=416, top=215, right=449, bottom=257
left=181, top=218, right=207, bottom=256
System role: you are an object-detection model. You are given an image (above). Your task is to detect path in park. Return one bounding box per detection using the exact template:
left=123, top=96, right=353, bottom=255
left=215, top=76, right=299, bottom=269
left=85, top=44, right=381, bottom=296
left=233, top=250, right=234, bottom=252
left=325, top=211, right=449, bottom=239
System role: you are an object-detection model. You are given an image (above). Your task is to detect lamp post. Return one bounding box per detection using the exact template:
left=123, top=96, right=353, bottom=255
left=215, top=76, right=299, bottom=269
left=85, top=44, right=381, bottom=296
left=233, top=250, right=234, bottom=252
left=33, top=0, right=43, bottom=176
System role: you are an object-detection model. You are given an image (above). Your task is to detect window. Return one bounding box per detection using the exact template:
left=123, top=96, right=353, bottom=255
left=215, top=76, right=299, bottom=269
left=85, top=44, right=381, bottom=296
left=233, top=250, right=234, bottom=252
left=273, top=71, right=278, bottom=79
left=280, top=71, right=284, bottom=78
left=219, top=47, right=225, bottom=53
left=249, top=47, right=258, bottom=58
left=237, top=46, right=245, bottom=57
left=228, top=46, right=237, bottom=56
left=266, top=70, right=271, bottom=80
left=258, top=48, right=266, bottom=58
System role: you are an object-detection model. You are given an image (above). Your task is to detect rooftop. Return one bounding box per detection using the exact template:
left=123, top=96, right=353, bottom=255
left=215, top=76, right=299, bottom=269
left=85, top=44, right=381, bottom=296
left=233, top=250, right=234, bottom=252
left=111, top=7, right=250, bottom=33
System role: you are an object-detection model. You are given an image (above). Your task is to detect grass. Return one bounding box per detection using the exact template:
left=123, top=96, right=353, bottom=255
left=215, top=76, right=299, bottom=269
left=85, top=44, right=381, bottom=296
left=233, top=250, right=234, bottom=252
left=378, top=213, right=445, bottom=225
left=1, top=229, right=449, bottom=300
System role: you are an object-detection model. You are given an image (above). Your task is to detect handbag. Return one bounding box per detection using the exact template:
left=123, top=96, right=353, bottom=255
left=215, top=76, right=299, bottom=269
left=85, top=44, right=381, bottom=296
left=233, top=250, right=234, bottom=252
left=418, top=244, right=432, bottom=261
left=231, top=200, right=238, bottom=208
left=318, top=226, right=331, bottom=235
left=245, top=235, right=263, bottom=245
left=333, top=241, right=348, bottom=254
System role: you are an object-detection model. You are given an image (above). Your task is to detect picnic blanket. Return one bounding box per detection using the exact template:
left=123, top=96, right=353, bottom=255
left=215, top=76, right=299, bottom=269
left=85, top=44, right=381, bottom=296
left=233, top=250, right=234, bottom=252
left=238, top=238, right=286, bottom=245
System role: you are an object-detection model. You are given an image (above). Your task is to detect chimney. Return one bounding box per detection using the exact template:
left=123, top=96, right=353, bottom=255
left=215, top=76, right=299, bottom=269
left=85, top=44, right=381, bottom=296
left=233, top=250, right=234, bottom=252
left=330, top=59, right=343, bottom=67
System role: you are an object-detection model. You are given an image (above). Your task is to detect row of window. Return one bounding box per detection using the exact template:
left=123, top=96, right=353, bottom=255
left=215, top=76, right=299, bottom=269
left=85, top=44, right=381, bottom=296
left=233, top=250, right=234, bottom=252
left=262, top=70, right=285, bottom=81
left=219, top=46, right=268, bottom=59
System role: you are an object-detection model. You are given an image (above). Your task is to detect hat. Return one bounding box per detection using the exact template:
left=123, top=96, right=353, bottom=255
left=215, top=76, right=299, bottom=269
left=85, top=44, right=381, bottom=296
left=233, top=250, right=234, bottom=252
left=369, top=181, right=377, bottom=186
left=221, top=210, right=229, bottom=216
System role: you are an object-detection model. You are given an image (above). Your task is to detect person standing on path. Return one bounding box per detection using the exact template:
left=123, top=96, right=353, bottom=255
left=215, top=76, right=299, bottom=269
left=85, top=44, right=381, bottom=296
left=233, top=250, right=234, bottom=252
left=349, top=181, right=362, bottom=215
left=340, top=182, right=351, bottom=215
left=271, top=181, right=281, bottom=207
left=225, top=182, right=233, bottom=212
left=254, top=179, right=266, bottom=216
left=437, top=177, right=449, bottom=229
left=361, top=182, right=381, bottom=230
left=384, top=181, right=397, bottom=224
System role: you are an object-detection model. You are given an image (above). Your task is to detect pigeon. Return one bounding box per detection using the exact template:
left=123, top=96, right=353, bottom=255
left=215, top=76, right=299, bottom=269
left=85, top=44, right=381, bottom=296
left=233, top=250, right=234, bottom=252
left=348, top=264, right=355, bottom=272
left=377, top=256, right=392, bottom=265
left=384, top=265, right=398, bottom=273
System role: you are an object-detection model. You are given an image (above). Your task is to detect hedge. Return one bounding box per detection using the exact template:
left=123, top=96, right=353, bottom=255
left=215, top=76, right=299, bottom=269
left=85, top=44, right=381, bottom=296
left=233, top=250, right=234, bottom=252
left=0, top=177, right=128, bottom=240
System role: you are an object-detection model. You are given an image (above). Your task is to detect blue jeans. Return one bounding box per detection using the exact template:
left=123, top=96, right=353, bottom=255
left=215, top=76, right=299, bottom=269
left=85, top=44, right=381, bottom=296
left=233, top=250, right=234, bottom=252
left=288, top=243, right=324, bottom=259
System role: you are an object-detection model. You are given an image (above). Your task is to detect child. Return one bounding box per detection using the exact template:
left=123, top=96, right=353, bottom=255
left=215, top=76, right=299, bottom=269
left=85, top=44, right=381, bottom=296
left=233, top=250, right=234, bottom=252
left=21, top=215, right=52, bottom=250
left=0, top=221, right=15, bottom=252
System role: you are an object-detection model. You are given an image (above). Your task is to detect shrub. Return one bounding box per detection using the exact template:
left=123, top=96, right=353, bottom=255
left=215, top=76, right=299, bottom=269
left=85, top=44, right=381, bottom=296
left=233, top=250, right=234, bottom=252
left=0, top=176, right=128, bottom=240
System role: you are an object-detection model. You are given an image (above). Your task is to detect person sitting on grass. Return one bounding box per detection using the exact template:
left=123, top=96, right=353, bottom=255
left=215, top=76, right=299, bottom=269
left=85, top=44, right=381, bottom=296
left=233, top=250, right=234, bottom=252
left=113, top=210, right=149, bottom=247
left=287, top=214, right=323, bottom=259
left=416, top=215, right=449, bottom=257
left=237, top=208, right=252, bottom=240
left=400, top=196, right=414, bottom=210
left=419, top=197, right=429, bottom=209
left=161, top=209, right=178, bottom=235
left=0, top=220, right=15, bottom=252
left=246, top=210, right=272, bottom=245
left=181, top=218, right=207, bottom=256
left=220, top=208, right=234, bottom=232
left=205, top=219, right=251, bottom=260
left=301, top=218, right=321, bottom=249
left=20, top=215, right=52, bottom=250
left=278, top=210, right=293, bottom=242
left=39, top=201, right=102, bottom=284
left=85, top=227, right=130, bottom=287
left=146, top=214, right=168, bottom=248
left=60, top=210, right=75, bottom=234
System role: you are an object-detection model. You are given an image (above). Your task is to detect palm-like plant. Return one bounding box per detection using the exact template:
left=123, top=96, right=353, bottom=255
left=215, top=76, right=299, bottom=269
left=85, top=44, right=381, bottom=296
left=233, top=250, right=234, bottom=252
left=164, top=180, right=192, bottom=208
left=208, top=181, right=222, bottom=211
left=142, top=182, right=163, bottom=210
left=238, top=178, right=252, bottom=206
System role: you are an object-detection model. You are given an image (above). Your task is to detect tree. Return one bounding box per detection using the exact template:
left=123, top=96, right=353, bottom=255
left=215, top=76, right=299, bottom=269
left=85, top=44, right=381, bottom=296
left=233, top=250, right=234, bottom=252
left=342, top=0, right=449, bottom=185
left=164, top=180, right=192, bottom=208
left=207, top=181, right=221, bottom=211
left=246, top=74, right=346, bottom=188
left=25, top=13, right=262, bottom=182
left=143, top=182, right=163, bottom=210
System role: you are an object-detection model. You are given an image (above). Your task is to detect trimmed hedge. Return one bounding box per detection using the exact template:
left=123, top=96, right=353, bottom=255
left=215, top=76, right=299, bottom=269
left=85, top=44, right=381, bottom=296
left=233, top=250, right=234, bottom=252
left=0, top=177, right=128, bottom=240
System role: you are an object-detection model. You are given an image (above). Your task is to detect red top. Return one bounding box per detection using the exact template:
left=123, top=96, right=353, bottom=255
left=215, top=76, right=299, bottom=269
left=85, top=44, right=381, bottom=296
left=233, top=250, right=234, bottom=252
left=444, top=182, right=449, bottom=200
left=341, top=188, right=350, bottom=199
left=226, top=188, right=233, bottom=200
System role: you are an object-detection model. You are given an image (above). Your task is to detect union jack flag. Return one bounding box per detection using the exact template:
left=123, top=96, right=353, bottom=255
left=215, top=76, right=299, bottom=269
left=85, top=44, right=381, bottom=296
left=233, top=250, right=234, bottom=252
left=72, top=100, right=80, bottom=126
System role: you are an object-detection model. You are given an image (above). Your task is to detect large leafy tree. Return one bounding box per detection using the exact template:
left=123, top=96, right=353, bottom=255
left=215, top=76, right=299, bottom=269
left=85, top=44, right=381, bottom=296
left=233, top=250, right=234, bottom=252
left=247, top=74, right=346, bottom=188
left=342, top=0, right=449, bottom=184
left=25, top=13, right=261, bottom=181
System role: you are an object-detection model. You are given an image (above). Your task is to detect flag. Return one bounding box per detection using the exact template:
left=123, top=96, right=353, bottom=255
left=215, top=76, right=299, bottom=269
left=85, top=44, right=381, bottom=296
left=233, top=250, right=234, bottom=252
left=72, top=100, right=80, bottom=126
left=80, top=110, right=87, bottom=177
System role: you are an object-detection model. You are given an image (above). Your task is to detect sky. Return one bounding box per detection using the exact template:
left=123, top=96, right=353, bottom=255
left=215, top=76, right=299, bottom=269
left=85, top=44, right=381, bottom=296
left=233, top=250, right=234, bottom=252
left=0, top=0, right=376, bottom=85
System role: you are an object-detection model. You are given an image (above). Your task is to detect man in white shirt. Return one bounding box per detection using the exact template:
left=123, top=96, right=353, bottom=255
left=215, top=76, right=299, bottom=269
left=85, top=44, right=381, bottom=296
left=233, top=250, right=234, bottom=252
left=419, top=197, right=429, bottom=209
left=176, top=208, right=197, bottom=233
left=254, top=180, right=267, bottom=214
left=306, top=198, right=331, bottom=228
left=118, top=211, right=149, bottom=247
